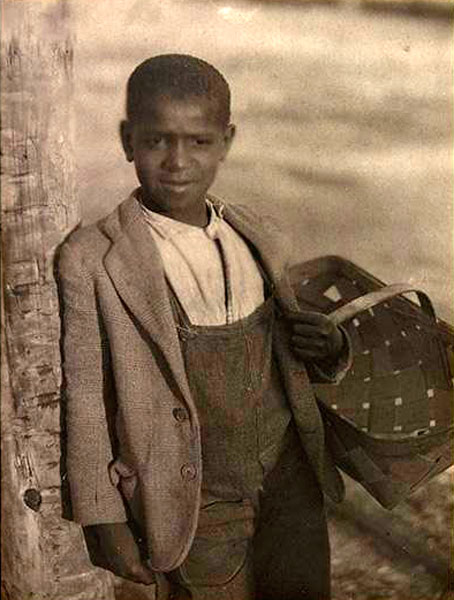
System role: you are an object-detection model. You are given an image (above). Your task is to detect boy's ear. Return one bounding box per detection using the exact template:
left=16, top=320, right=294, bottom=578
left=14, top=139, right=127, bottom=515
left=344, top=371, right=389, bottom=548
left=220, top=123, right=236, bottom=161
left=120, top=120, right=134, bottom=162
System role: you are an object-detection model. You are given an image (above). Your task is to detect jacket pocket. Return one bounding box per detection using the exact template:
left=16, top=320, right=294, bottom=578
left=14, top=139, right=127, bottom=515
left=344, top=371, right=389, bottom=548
left=177, top=499, right=255, bottom=587
left=109, top=459, right=143, bottom=524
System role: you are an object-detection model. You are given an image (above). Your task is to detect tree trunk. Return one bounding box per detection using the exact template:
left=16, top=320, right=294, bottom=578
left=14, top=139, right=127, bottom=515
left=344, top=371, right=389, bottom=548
left=1, top=1, right=114, bottom=598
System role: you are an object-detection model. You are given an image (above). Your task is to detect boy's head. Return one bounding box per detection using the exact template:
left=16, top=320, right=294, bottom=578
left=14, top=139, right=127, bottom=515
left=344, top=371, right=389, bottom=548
left=120, top=54, right=235, bottom=226
left=126, top=54, right=231, bottom=126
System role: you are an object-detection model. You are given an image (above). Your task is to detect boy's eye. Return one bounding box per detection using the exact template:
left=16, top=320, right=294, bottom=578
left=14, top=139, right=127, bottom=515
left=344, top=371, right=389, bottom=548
left=144, top=136, right=165, bottom=148
left=193, top=137, right=213, bottom=146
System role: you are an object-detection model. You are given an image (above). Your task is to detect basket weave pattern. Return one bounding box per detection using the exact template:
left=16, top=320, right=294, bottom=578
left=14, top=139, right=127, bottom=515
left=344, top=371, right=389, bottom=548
left=289, top=256, right=454, bottom=507
left=321, top=298, right=452, bottom=437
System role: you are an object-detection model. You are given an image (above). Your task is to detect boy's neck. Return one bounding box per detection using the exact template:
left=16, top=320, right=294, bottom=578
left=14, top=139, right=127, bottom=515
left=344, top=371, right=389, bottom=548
left=139, top=191, right=209, bottom=228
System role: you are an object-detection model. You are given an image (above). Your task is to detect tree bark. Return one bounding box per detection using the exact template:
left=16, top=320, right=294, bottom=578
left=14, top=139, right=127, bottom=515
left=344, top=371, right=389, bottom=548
left=1, top=1, right=114, bottom=598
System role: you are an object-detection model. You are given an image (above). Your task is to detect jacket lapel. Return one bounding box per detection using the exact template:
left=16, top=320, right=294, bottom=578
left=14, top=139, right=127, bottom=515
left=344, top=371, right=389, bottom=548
left=102, top=195, right=193, bottom=405
left=219, top=200, right=300, bottom=315
left=220, top=199, right=331, bottom=479
left=100, top=194, right=302, bottom=412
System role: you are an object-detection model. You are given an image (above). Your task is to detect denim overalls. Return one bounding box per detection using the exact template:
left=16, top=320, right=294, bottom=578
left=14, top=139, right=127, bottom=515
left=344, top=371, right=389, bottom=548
left=165, top=281, right=330, bottom=600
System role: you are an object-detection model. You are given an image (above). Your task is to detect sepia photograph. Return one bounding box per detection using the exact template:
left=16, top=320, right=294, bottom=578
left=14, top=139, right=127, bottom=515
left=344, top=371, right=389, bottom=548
left=1, top=0, right=453, bottom=599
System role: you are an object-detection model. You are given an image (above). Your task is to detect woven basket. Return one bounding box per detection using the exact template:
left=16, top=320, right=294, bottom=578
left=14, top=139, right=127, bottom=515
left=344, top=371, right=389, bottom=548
left=289, top=255, right=454, bottom=508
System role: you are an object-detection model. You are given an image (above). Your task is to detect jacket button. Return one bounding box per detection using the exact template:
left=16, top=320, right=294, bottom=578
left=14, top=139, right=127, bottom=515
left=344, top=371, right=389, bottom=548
left=181, top=463, right=197, bottom=481
left=173, top=407, right=188, bottom=422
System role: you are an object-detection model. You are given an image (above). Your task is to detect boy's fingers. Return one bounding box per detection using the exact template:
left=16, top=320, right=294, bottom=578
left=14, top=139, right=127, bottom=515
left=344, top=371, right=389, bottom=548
left=291, top=335, right=326, bottom=350
left=135, top=565, right=156, bottom=583
left=130, top=564, right=156, bottom=585
left=287, top=311, right=330, bottom=325
left=291, top=324, right=344, bottom=360
left=292, top=346, right=325, bottom=360
left=292, top=323, right=331, bottom=338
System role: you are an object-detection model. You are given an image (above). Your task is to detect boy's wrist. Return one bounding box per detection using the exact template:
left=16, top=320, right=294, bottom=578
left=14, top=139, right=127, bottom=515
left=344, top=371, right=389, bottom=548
left=84, top=522, right=155, bottom=584
left=308, top=326, right=352, bottom=384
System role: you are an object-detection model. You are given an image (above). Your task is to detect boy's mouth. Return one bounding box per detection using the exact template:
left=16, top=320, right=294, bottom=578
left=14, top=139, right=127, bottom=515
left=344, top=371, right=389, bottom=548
left=160, top=179, right=194, bottom=191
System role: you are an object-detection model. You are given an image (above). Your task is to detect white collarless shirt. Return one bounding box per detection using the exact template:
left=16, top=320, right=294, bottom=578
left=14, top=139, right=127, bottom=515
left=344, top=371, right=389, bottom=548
left=140, top=200, right=265, bottom=326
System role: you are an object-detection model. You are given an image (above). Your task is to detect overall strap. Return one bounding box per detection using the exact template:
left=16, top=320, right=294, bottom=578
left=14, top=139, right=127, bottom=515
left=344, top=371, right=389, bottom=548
left=166, top=276, right=194, bottom=336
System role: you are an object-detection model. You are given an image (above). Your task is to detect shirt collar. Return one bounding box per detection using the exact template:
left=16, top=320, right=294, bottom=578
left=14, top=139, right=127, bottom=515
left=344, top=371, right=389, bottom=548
left=140, top=198, right=224, bottom=241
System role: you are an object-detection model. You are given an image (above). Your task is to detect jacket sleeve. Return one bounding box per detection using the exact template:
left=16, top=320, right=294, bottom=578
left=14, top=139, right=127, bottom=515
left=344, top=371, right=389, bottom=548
left=59, top=240, right=127, bottom=525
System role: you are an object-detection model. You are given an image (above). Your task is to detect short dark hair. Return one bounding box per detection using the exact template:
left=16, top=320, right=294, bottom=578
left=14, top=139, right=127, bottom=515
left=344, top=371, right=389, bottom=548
left=126, top=54, right=231, bottom=125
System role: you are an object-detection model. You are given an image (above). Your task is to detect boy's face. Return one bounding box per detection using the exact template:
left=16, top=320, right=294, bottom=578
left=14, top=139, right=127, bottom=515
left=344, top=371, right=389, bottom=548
left=120, top=94, right=235, bottom=225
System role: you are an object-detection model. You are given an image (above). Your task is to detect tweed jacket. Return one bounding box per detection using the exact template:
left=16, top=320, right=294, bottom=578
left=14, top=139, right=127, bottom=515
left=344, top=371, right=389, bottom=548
left=59, top=192, right=345, bottom=572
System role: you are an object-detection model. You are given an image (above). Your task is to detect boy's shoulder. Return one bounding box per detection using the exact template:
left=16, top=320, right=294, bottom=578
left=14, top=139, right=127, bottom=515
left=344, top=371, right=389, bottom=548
left=63, top=221, right=105, bottom=248
left=222, top=201, right=288, bottom=256
left=228, top=202, right=282, bottom=232
left=209, top=193, right=284, bottom=238
left=62, top=193, right=133, bottom=254
left=60, top=220, right=110, bottom=267
left=213, top=196, right=291, bottom=272
left=59, top=195, right=129, bottom=272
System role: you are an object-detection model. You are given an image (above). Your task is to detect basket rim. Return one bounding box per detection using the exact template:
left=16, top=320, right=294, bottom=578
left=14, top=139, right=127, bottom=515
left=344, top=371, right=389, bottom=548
left=320, top=400, right=454, bottom=456
left=289, top=254, right=454, bottom=340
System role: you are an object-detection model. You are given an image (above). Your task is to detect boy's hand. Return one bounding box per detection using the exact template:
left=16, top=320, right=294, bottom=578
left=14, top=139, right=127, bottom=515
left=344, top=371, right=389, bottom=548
left=84, top=522, right=155, bottom=584
left=287, top=311, right=344, bottom=363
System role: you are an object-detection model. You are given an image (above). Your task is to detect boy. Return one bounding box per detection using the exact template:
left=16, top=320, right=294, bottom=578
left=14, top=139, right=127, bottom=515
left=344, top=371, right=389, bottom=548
left=59, top=54, right=350, bottom=600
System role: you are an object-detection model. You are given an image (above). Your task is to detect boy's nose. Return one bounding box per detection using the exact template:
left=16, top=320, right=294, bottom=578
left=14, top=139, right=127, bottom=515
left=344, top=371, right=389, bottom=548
left=164, top=140, right=190, bottom=171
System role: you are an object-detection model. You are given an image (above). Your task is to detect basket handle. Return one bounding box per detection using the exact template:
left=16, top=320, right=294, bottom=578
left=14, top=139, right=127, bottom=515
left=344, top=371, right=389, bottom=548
left=328, top=283, right=436, bottom=327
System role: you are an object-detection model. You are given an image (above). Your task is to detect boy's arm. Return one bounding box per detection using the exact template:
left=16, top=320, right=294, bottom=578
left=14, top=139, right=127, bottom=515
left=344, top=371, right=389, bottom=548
left=84, top=522, right=155, bottom=584
left=59, top=241, right=154, bottom=584
left=59, top=240, right=126, bottom=524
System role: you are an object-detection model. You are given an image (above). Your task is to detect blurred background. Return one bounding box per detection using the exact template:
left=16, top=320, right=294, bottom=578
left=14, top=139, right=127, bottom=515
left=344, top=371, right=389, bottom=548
left=70, top=1, right=453, bottom=598
left=72, top=0, right=453, bottom=323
